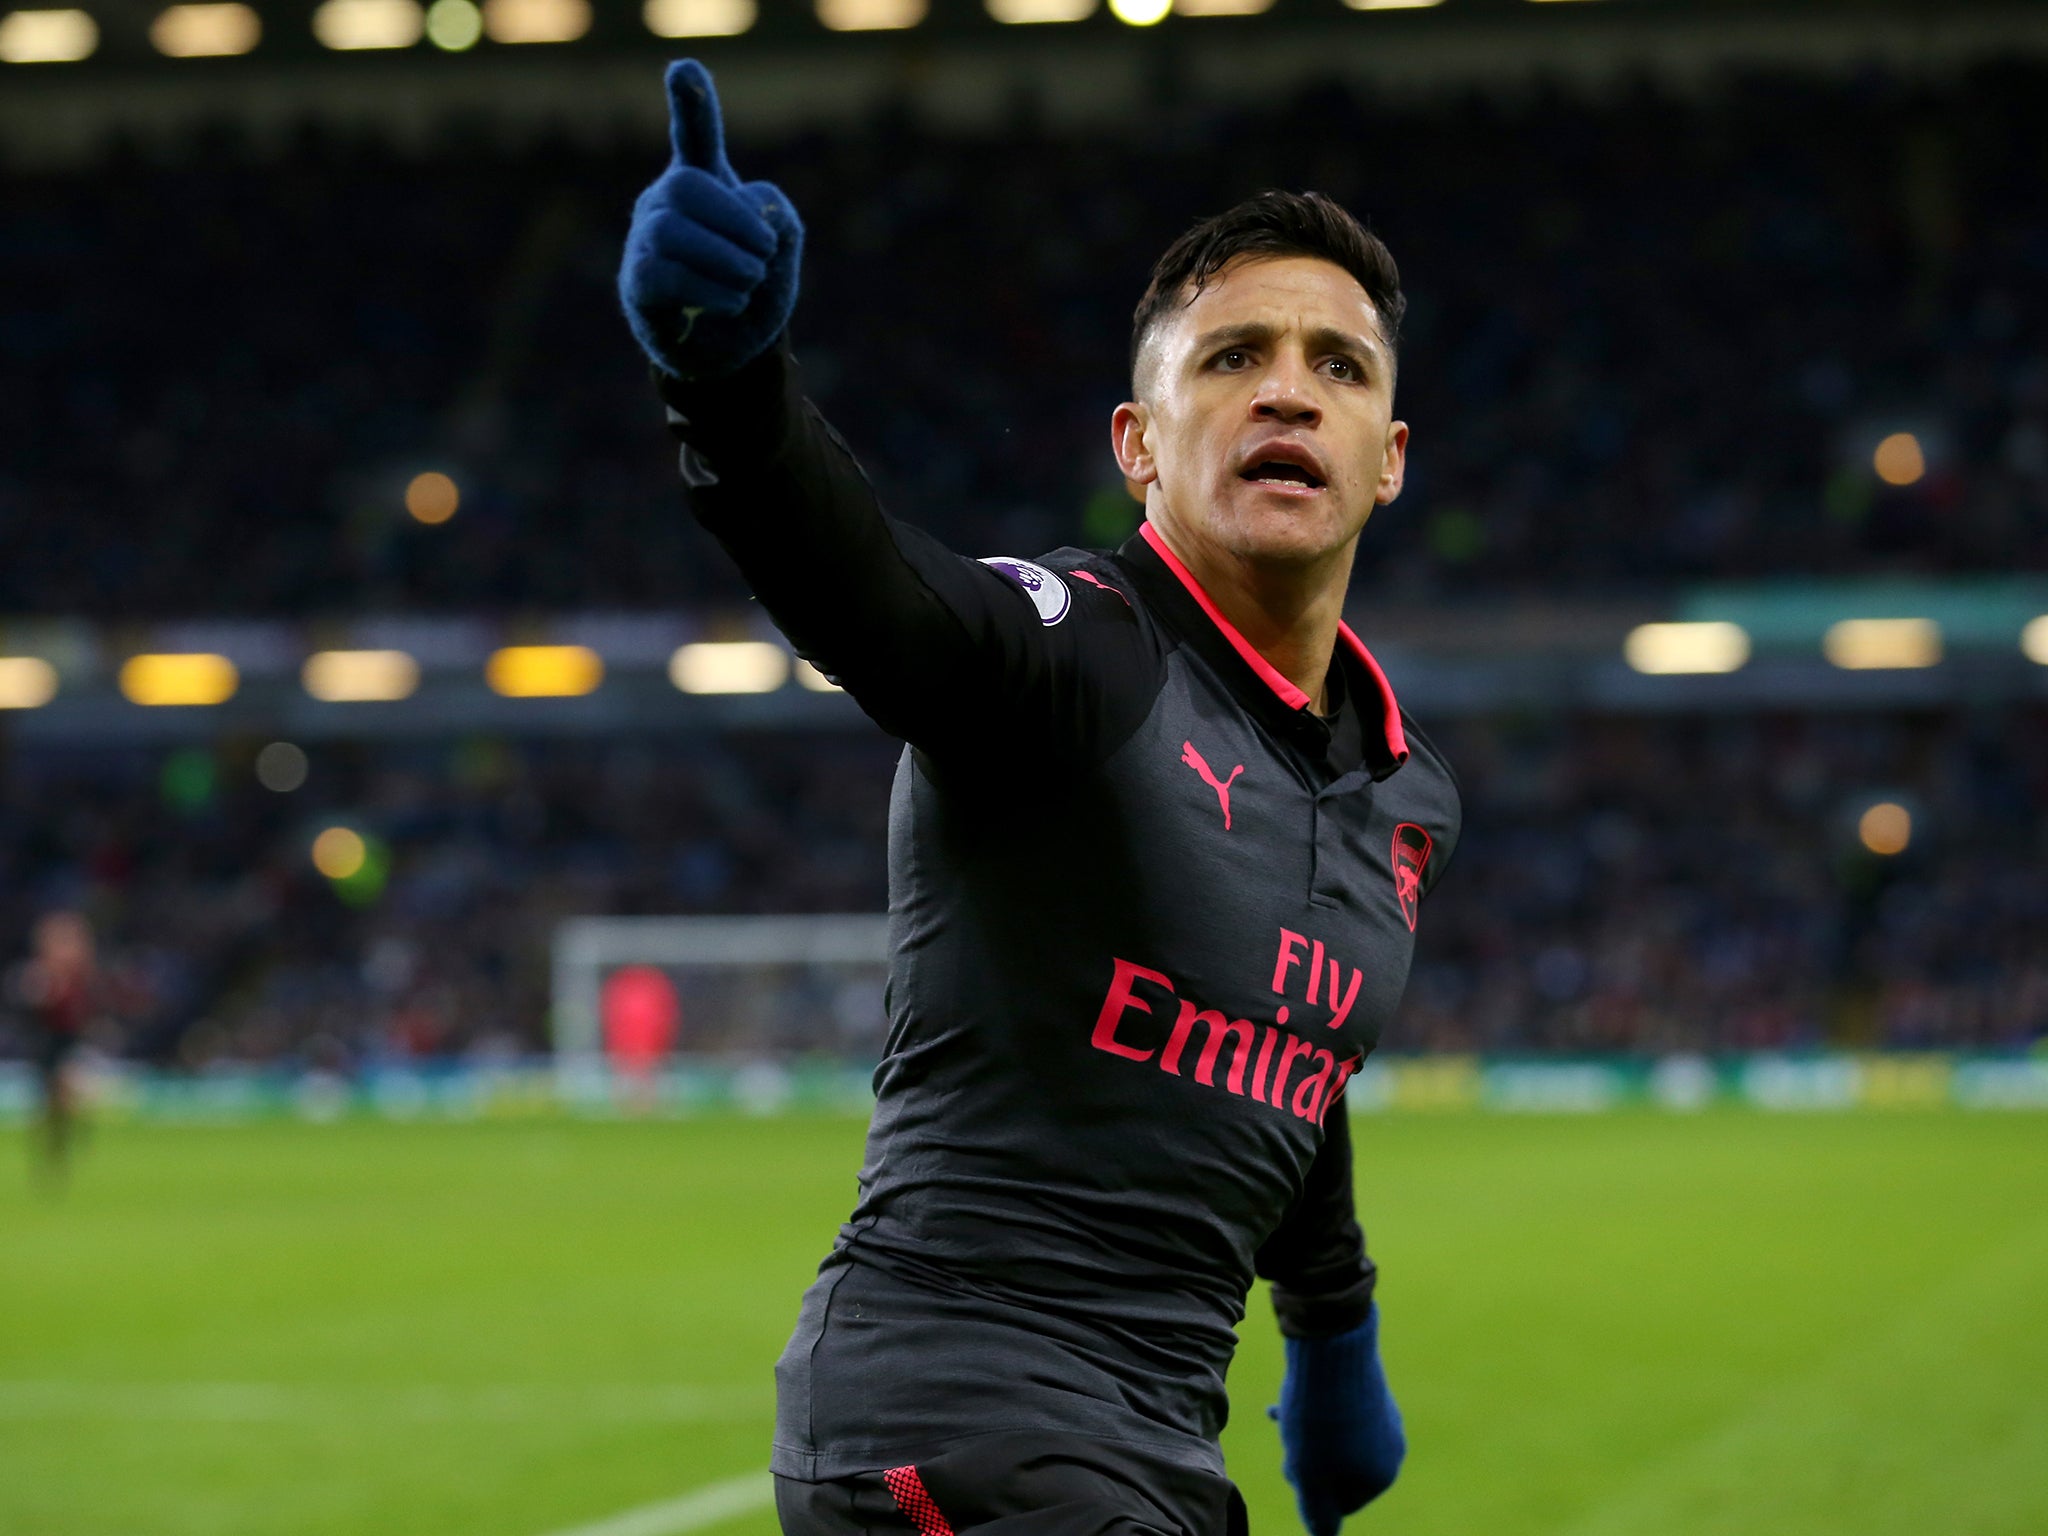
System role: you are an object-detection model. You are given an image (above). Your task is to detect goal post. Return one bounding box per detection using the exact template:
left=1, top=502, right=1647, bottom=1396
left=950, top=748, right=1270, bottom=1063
left=550, top=913, right=892, bottom=1079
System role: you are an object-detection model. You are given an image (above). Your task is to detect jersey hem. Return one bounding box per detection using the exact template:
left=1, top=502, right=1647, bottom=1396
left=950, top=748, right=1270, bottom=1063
left=770, top=1423, right=1226, bottom=1483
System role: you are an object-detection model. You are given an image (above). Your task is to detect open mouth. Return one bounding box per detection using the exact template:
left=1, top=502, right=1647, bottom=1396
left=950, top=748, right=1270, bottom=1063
left=1241, top=459, right=1326, bottom=491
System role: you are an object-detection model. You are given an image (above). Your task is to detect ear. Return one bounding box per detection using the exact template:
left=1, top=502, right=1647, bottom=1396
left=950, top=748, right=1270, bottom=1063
left=1376, top=420, right=1409, bottom=505
left=1111, top=402, right=1157, bottom=485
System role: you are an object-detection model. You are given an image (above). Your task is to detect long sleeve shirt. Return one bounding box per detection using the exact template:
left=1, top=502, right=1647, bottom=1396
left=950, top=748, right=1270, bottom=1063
left=655, top=344, right=1462, bottom=1481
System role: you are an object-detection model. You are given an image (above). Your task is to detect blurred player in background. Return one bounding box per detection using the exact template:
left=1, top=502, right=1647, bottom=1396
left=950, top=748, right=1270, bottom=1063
left=619, top=61, right=1459, bottom=1536
left=14, top=910, right=97, bottom=1187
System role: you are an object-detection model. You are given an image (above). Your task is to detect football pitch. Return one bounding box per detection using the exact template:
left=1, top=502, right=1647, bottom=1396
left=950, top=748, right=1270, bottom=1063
left=3, top=1110, right=2044, bottom=1536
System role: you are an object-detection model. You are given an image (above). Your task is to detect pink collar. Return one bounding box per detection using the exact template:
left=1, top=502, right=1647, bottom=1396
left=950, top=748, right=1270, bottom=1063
left=1139, top=521, right=1407, bottom=764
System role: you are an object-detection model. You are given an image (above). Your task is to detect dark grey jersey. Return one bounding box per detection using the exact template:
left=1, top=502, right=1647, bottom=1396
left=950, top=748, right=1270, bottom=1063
left=657, top=346, right=1462, bottom=1482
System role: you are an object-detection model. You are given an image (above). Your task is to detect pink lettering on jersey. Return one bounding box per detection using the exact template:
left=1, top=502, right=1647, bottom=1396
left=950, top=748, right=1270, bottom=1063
left=1091, top=956, right=1359, bottom=1126
left=1270, top=1035, right=1317, bottom=1108
left=1091, top=957, right=1172, bottom=1061
left=1271, top=929, right=1307, bottom=994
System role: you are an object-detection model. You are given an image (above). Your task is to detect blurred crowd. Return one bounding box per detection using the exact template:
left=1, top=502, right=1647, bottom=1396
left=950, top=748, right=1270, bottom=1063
left=1403, top=707, right=2048, bottom=1056
left=0, top=707, right=2039, bottom=1069
left=3, top=65, right=2046, bottom=615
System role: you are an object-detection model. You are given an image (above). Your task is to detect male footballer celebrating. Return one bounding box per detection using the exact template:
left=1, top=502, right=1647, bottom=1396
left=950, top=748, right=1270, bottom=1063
left=619, top=62, right=1460, bottom=1536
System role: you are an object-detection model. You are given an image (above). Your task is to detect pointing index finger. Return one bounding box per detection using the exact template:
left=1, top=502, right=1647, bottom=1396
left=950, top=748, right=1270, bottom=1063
left=665, top=59, right=736, bottom=185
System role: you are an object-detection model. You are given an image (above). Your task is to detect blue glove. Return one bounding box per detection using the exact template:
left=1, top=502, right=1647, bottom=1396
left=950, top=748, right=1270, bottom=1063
left=618, top=59, right=804, bottom=380
left=1269, top=1303, right=1406, bottom=1536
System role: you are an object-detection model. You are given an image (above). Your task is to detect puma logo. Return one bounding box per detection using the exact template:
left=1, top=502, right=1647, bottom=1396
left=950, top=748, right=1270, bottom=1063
left=1181, top=741, right=1245, bottom=830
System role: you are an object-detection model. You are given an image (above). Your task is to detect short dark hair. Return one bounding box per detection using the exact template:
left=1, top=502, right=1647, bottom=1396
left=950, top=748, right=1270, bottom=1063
left=1130, top=189, right=1406, bottom=389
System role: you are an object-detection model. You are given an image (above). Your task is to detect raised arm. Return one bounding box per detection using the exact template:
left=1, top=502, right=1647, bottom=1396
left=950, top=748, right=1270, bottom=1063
left=617, top=61, right=1150, bottom=760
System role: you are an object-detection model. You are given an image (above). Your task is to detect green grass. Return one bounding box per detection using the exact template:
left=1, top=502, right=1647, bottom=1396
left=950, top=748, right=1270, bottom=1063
left=3, top=1111, right=2044, bottom=1536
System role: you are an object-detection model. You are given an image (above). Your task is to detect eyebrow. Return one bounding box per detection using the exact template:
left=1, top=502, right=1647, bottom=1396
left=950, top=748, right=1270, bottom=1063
left=1190, top=320, right=1385, bottom=372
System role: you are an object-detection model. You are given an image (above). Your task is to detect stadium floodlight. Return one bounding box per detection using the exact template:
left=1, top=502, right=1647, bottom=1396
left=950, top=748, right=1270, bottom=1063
left=404, top=470, right=459, bottom=524
left=0, top=657, right=58, bottom=708
left=485, top=644, right=603, bottom=698
left=481, top=0, right=587, bottom=42
left=1822, top=618, right=1942, bottom=671
left=1341, top=0, right=1442, bottom=10
left=2023, top=615, right=2048, bottom=666
left=119, top=653, right=239, bottom=706
left=150, top=1, right=260, bottom=54
left=1857, top=801, right=1911, bottom=857
left=644, top=0, right=754, bottom=36
left=986, top=0, right=1094, bottom=22
left=1622, top=621, right=1750, bottom=676
left=794, top=657, right=843, bottom=692
left=0, top=8, right=98, bottom=61
left=255, top=741, right=310, bottom=792
left=424, top=0, right=480, bottom=45
left=1107, top=0, right=1168, bottom=22
left=302, top=649, right=421, bottom=703
left=1175, top=0, right=1270, bottom=14
left=1873, top=432, right=1926, bottom=487
left=313, top=0, right=423, bottom=47
left=311, top=826, right=368, bottom=879
left=669, top=640, right=789, bottom=695
left=816, top=0, right=924, bottom=28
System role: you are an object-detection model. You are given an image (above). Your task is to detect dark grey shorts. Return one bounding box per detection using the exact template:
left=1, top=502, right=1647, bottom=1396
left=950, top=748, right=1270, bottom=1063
left=773, top=1432, right=1247, bottom=1536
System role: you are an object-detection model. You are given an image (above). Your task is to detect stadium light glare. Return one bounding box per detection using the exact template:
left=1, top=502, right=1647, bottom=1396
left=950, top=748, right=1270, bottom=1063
left=670, top=641, right=789, bottom=695
left=425, top=0, right=481, bottom=45
left=987, top=0, right=1093, bottom=20
left=1857, top=801, right=1911, bottom=857
left=0, top=8, right=98, bottom=61
left=816, top=0, right=924, bottom=28
left=794, top=657, right=843, bottom=692
left=312, top=826, right=368, bottom=880
left=482, top=0, right=587, bottom=41
left=150, top=2, right=260, bottom=54
left=0, top=657, right=58, bottom=708
left=1873, top=431, right=1926, bottom=487
left=1107, top=0, right=1168, bottom=22
left=644, top=0, right=754, bottom=33
left=313, top=0, right=423, bottom=47
left=1822, top=618, right=1942, bottom=671
left=1622, top=621, right=1750, bottom=676
left=120, top=653, right=239, bottom=706
left=2022, top=615, right=2048, bottom=666
left=303, top=649, right=421, bottom=703
left=486, top=645, right=603, bottom=698
left=405, top=470, right=459, bottom=524
left=1341, top=0, right=1442, bottom=10
left=255, top=741, right=309, bottom=792
left=1174, top=0, right=1271, bottom=14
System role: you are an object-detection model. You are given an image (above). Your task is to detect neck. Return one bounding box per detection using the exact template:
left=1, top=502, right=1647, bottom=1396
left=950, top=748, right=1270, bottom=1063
left=1145, top=514, right=1355, bottom=712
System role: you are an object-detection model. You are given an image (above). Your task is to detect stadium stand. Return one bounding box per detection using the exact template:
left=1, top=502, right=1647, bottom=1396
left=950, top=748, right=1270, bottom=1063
left=0, top=59, right=2042, bottom=1068
left=0, top=708, right=2038, bottom=1066
left=2, top=65, right=2045, bottom=614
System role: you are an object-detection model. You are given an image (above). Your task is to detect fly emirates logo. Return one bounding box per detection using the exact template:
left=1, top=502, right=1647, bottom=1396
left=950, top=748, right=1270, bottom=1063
left=1088, top=928, right=1367, bottom=1126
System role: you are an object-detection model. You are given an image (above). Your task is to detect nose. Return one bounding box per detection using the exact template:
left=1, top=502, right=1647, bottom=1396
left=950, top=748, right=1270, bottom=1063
left=1249, top=353, right=1320, bottom=427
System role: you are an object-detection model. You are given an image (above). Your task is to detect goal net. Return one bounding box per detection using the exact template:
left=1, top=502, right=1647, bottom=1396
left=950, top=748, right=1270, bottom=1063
left=550, top=913, right=890, bottom=1111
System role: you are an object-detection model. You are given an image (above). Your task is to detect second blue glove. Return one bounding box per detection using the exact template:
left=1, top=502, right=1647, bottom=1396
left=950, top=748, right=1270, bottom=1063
left=1271, top=1302, right=1406, bottom=1536
left=619, top=60, right=804, bottom=380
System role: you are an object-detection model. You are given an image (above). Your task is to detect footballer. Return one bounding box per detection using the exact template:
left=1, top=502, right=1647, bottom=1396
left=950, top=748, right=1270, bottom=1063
left=620, top=61, right=1460, bottom=1536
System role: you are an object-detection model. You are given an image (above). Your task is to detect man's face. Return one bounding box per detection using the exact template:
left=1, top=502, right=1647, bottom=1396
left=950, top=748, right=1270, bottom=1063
left=1115, top=255, right=1407, bottom=571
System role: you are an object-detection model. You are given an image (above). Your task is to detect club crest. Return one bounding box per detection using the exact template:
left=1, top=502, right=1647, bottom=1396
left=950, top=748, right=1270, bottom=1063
left=1391, top=823, right=1433, bottom=932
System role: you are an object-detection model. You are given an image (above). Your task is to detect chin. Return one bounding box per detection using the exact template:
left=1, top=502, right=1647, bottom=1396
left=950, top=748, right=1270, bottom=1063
left=1219, top=495, right=1363, bottom=567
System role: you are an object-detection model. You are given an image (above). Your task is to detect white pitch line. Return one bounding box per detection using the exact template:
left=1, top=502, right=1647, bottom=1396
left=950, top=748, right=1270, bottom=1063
left=0, top=1381, right=771, bottom=1424
left=537, top=1473, right=775, bottom=1536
